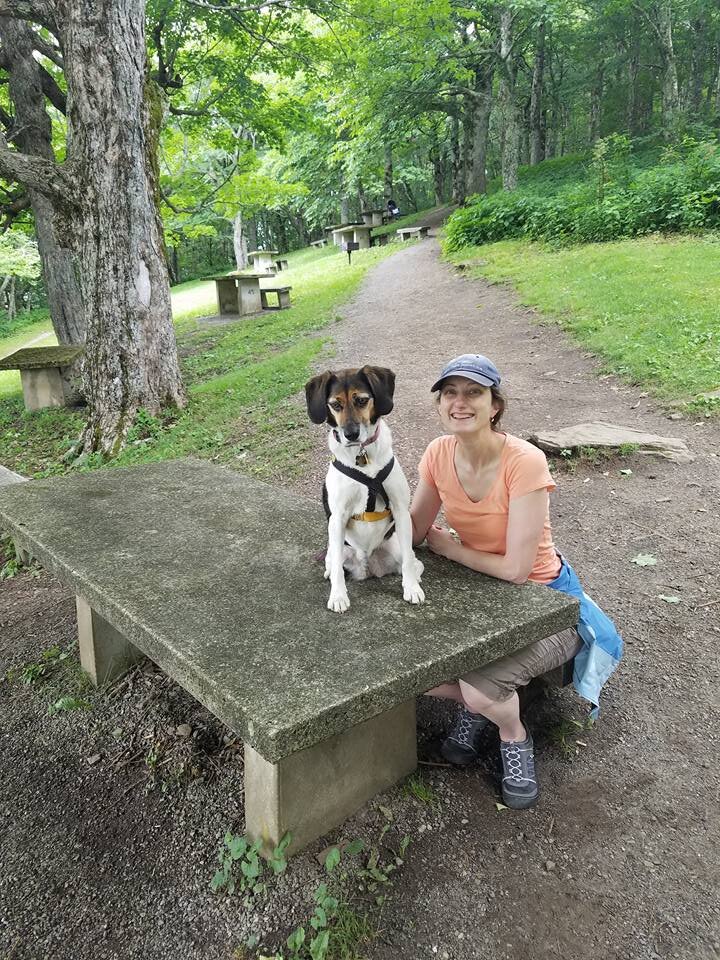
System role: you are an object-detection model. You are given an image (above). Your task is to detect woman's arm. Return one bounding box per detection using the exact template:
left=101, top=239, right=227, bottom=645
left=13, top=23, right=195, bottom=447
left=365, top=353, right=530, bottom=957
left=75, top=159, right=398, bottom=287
left=426, top=488, right=549, bottom=584
left=410, top=478, right=442, bottom=546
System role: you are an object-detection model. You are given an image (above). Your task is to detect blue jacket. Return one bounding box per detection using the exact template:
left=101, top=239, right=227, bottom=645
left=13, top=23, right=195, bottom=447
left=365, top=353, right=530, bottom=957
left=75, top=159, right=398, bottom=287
left=546, top=557, right=622, bottom=717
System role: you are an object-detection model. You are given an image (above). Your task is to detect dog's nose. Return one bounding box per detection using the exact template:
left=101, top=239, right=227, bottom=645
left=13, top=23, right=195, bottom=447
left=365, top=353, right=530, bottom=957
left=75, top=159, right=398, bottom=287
left=344, top=423, right=360, bottom=442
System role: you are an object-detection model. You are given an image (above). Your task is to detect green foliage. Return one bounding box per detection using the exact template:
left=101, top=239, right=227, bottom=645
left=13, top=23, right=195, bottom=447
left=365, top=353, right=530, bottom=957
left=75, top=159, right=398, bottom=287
left=47, top=696, right=91, bottom=715
left=211, top=831, right=291, bottom=900
left=0, top=232, right=41, bottom=279
left=444, top=139, right=720, bottom=251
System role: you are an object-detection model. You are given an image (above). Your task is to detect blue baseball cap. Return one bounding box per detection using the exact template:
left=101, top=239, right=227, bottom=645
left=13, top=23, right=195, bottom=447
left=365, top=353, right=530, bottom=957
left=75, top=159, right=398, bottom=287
left=430, top=354, right=501, bottom=392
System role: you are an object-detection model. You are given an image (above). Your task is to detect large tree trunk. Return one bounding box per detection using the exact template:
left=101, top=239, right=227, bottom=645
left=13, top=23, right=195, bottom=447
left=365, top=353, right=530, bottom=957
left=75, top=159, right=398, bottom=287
left=467, top=62, right=493, bottom=196
left=450, top=113, right=464, bottom=204
left=340, top=195, right=350, bottom=224
left=589, top=64, right=604, bottom=143
left=626, top=38, right=641, bottom=137
left=529, top=19, right=546, bottom=165
left=383, top=144, right=393, bottom=202
left=61, top=0, right=185, bottom=455
left=233, top=211, right=248, bottom=270
left=655, top=0, right=680, bottom=139
left=0, top=16, right=83, bottom=345
left=499, top=8, right=520, bottom=191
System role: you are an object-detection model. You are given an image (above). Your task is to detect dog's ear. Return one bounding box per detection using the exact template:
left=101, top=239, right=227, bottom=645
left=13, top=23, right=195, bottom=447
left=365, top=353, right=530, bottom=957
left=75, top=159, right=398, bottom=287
left=305, top=371, right=336, bottom=424
left=361, top=365, right=396, bottom=417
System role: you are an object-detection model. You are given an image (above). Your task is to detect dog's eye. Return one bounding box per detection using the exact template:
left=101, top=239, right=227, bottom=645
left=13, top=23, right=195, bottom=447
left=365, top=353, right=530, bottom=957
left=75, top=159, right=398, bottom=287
left=329, top=400, right=342, bottom=411
left=355, top=396, right=369, bottom=407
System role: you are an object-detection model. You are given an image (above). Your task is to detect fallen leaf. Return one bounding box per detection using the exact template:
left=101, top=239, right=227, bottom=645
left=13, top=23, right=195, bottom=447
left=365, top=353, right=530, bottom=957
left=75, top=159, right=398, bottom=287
left=495, top=802, right=508, bottom=812
left=619, top=469, right=633, bottom=476
left=659, top=595, right=681, bottom=603
left=631, top=553, right=658, bottom=566
left=86, top=754, right=101, bottom=766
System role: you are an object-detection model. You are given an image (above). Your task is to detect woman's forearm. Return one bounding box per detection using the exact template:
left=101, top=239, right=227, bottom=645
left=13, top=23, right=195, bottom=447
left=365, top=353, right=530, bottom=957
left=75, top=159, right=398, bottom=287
left=447, top=540, right=526, bottom=584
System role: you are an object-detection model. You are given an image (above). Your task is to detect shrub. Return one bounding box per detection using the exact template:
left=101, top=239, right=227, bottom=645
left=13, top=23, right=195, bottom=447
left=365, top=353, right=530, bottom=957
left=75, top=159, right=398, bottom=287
left=444, top=138, right=720, bottom=251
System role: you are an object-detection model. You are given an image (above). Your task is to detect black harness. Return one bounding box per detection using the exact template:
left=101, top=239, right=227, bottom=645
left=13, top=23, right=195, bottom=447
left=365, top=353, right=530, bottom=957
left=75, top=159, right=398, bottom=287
left=326, top=456, right=396, bottom=540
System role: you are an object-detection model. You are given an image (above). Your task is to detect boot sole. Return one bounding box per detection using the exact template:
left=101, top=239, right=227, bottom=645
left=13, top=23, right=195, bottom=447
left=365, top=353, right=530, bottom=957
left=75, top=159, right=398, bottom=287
left=501, top=791, right=539, bottom=810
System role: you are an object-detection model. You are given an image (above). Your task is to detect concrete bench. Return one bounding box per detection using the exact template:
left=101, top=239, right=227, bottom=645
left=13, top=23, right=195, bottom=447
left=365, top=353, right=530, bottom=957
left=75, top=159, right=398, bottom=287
left=260, top=286, right=292, bottom=310
left=397, top=226, right=429, bottom=241
left=0, top=345, right=83, bottom=411
left=0, top=459, right=577, bottom=856
left=274, top=258, right=290, bottom=272
left=310, top=238, right=328, bottom=248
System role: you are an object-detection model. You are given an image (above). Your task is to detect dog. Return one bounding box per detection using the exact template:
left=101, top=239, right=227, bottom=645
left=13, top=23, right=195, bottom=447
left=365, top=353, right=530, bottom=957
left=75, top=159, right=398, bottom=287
left=305, top=365, right=425, bottom=613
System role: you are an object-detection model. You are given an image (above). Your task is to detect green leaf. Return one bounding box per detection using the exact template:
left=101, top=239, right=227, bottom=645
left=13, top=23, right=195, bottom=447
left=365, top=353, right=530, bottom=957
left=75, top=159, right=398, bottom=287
left=630, top=553, right=658, bottom=566
left=345, top=838, right=364, bottom=856
left=309, top=930, right=330, bottom=960
left=310, top=906, right=327, bottom=929
left=324, top=846, right=341, bottom=873
left=286, top=927, right=305, bottom=952
left=210, top=870, right=226, bottom=891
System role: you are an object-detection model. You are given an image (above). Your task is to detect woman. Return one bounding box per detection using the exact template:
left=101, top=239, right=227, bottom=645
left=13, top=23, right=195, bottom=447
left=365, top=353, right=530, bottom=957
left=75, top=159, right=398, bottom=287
left=411, top=354, right=622, bottom=809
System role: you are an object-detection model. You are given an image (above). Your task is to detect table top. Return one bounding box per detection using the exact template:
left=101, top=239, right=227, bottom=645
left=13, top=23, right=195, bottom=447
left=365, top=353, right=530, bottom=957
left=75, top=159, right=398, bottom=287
left=0, top=345, right=83, bottom=371
left=0, top=459, right=578, bottom=761
left=210, top=273, right=266, bottom=281
left=247, top=250, right=279, bottom=256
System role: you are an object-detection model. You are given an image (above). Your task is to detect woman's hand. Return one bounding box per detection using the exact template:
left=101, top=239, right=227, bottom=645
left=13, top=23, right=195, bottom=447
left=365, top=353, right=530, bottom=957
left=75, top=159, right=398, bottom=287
left=426, top=525, right=458, bottom=559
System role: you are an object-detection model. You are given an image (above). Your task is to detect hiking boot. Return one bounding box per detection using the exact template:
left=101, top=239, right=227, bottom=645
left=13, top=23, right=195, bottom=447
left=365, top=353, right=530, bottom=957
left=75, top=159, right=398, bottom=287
left=499, top=733, right=539, bottom=809
left=440, top=707, right=489, bottom=766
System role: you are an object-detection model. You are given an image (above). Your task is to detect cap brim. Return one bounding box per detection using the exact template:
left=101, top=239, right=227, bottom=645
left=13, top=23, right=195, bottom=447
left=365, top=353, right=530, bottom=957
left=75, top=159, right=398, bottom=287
left=430, top=370, right=496, bottom=392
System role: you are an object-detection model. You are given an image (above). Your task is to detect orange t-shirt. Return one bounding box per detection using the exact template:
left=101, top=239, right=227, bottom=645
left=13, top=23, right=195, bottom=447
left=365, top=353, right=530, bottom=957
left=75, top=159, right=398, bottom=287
left=418, top=433, right=561, bottom=584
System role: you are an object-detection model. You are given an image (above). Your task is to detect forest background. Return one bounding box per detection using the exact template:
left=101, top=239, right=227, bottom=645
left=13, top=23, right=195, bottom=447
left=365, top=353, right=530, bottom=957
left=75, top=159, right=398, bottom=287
left=0, top=0, right=718, bottom=461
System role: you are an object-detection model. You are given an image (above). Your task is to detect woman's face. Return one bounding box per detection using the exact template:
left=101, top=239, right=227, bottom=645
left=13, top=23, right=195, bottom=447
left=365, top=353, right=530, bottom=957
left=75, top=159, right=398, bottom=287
left=437, top=376, right=499, bottom=435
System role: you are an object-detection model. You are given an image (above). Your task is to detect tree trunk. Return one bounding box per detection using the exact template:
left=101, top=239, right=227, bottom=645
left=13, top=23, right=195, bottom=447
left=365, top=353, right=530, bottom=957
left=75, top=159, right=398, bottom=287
left=657, top=0, right=680, bottom=139
left=0, top=16, right=84, bottom=345
left=60, top=0, right=185, bottom=455
left=340, top=196, right=350, bottom=224
left=462, top=109, right=474, bottom=198
left=589, top=64, right=604, bottom=143
left=467, top=62, right=493, bottom=196
left=626, top=39, right=641, bottom=137
left=450, top=113, right=464, bottom=204
left=499, top=8, right=520, bottom=191
left=529, top=20, right=546, bottom=165
left=233, top=211, right=248, bottom=270
left=686, top=16, right=706, bottom=117
left=246, top=216, right=258, bottom=254
left=383, top=144, right=393, bottom=202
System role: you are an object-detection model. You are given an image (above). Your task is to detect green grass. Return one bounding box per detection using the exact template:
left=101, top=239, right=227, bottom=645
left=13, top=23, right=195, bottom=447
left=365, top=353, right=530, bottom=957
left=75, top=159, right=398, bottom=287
left=0, top=242, right=402, bottom=477
left=446, top=233, right=720, bottom=406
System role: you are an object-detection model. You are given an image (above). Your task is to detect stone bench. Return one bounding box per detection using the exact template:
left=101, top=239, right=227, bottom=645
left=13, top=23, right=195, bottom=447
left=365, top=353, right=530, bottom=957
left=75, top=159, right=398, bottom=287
left=260, top=286, right=292, bottom=310
left=0, top=345, right=83, bottom=412
left=0, top=459, right=578, bottom=856
left=310, top=238, right=328, bottom=248
left=274, top=258, right=289, bottom=272
left=397, top=226, right=429, bottom=241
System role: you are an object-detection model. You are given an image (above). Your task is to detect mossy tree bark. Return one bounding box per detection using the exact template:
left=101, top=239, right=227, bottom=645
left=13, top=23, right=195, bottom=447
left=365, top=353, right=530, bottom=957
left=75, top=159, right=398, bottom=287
left=0, top=0, right=185, bottom=457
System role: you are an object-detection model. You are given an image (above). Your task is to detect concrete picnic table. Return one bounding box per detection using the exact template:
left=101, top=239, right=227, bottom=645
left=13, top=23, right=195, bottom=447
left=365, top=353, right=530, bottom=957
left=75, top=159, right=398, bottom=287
left=397, top=225, right=429, bottom=241
left=247, top=250, right=278, bottom=273
left=0, top=345, right=83, bottom=411
left=210, top=272, right=269, bottom=316
left=362, top=209, right=386, bottom=227
left=331, top=223, right=373, bottom=250
left=0, top=458, right=578, bottom=855
left=310, top=238, right=328, bottom=248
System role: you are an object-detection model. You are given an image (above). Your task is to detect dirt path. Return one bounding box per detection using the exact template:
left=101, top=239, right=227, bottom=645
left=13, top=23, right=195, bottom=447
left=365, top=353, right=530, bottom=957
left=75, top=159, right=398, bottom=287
left=2, top=218, right=719, bottom=960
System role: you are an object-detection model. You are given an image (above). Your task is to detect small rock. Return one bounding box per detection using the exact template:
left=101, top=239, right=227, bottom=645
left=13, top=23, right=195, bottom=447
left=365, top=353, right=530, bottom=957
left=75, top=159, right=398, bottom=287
left=86, top=754, right=101, bottom=766
left=668, top=413, right=682, bottom=420
left=544, top=860, right=556, bottom=872
left=175, top=724, right=192, bottom=738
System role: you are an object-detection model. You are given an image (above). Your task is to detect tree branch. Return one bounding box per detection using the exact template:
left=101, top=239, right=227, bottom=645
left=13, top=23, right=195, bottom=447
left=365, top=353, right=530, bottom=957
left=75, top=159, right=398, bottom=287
left=0, top=133, right=75, bottom=204
left=39, top=61, right=66, bottom=112
left=0, top=1, right=57, bottom=31
left=31, top=30, right=62, bottom=67
left=186, top=0, right=294, bottom=13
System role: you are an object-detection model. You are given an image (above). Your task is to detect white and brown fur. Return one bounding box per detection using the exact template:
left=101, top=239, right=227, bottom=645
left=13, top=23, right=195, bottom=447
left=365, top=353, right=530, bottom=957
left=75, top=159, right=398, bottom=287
left=305, top=365, right=425, bottom=613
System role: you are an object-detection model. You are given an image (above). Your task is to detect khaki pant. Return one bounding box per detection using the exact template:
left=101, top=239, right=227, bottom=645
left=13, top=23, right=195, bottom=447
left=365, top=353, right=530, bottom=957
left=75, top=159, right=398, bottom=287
left=461, top=627, right=582, bottom=703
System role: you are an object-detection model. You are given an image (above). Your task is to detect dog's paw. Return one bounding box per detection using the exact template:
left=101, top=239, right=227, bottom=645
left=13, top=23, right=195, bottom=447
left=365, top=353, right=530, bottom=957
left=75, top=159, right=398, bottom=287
left=403, top=581, right=425, bottom=605
left=413, top=559, right=424, bottom=580
left=328, top=591, right=351, bottom=613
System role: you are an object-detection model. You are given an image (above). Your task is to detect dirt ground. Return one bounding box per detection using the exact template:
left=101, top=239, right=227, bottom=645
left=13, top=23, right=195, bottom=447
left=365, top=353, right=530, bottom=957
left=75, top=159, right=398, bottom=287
left=2, top=210, right=719, bottom=960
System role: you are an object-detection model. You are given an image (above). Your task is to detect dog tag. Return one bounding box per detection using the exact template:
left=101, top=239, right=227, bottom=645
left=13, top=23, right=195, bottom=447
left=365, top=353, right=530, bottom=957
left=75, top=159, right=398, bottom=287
left=355, top=451, right=369, bottom=466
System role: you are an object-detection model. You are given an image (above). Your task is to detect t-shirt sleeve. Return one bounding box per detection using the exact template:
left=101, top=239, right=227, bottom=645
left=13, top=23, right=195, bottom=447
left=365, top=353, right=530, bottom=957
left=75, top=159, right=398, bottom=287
left=506, top=443, right=556, bottom=499
left=418, top=440, right=439, bottom=490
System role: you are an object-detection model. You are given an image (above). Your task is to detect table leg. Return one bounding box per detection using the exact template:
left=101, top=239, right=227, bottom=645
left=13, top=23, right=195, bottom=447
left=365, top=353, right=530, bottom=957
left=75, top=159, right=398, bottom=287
left=20, top=368, right=66, bottom=411
left=244, top=699, right=417, bottom=857
left=237, top=279, right=261, bottom=315
left=76, top=597, right=144, bottom=685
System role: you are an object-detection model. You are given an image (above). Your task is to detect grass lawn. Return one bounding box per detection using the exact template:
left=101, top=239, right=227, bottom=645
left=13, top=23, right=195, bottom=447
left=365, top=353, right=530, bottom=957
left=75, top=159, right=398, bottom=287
left=0, top=241, right=403, bottom=478
left=445, top=232, right=720, bottom=408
